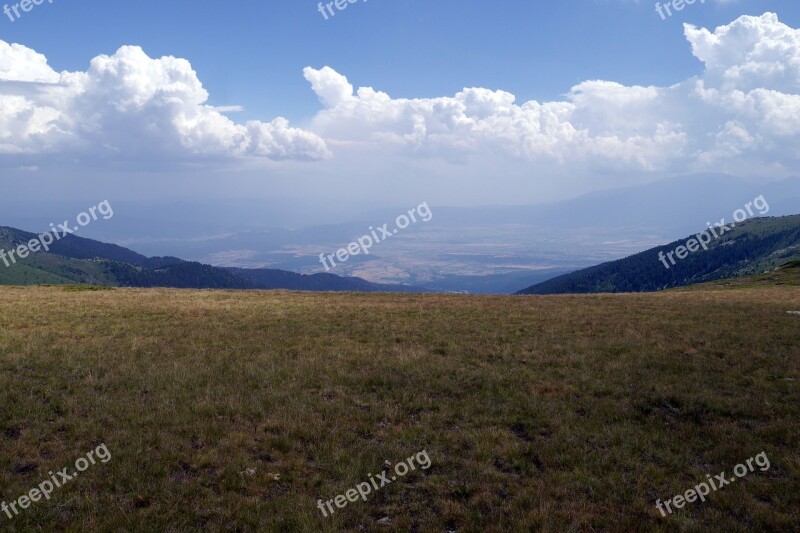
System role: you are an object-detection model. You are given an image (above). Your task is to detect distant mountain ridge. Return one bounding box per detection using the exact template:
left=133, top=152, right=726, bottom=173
left=0, top=226, right=428, bottom=292
left=517, top=215, right=800, bottom=295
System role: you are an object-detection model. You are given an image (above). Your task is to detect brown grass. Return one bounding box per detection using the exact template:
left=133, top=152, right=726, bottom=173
left=0, top=285, right=798, bottom=531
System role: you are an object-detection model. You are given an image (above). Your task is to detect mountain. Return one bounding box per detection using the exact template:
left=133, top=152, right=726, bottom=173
left=517, top=215, right=800, bottom=295
left=66, top=174, right=798, bottom=295
left=384, top=175, right=797, bottom=242
left=682, top=259, right=800, bottom=290
left=0, top=226, right=427, bottom=292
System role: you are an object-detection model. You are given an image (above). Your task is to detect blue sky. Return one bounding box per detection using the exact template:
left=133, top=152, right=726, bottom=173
left=4, top=0, right=798, bottom=123
left=1, top=1, right=800, bottom=228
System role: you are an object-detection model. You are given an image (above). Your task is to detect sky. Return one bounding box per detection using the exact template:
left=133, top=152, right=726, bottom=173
left=1, top=0, right=799, bottom=228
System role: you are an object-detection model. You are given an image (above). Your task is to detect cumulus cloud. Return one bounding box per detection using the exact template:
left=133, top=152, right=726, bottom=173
left=0, top=41, right=59, bottom=82
left=1, top=12, right=798, bottom=179
left=302, top=12, right=800, bottom=175
left=0, top=43, right=330, bottom=161
left=303, top=69, right=685, bottom=170
left=685, top=12, right=800, bottom=93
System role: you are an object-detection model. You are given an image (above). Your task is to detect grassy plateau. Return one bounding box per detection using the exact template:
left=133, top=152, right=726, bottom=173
left=0, top=272, right=798, bottom=531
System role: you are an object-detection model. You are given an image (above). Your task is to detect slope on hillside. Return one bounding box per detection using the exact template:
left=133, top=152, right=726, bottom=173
left=517, top=215, right=800, bottom=295
left=683, top=259, right=800, bottom=290
left=0, top=226, right=427, bottom=293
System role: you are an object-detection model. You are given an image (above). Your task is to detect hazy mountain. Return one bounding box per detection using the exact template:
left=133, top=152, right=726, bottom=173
left=429, top=174, right=800, bottom=233
left=72, top=174, right=796, bottom=294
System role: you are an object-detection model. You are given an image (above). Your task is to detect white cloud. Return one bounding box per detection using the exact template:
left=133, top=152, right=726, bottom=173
left=301, top=12, right=800, bottom=176
left=685, top=12, right=800, bottom=93
left=0, top=44, right=330, bottom=161
left=0, top=40, right=59, bottom=83
left=0, top=12, right=798, bottom=183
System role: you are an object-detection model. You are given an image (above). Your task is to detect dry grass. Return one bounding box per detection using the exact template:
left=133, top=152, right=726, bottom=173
left=0, top=285, right=798, bottom=531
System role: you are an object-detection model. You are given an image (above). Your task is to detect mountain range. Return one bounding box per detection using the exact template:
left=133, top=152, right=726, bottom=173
left=45, top=173, right=795, bottom=294
left=3, top=212, right=799, bottom=295
left=0, top=226, right=427, bottom=293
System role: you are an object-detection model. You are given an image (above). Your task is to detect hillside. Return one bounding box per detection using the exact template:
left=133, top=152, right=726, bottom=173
left=684, top=259, right=800, bottom=290
left=0, top=226, right=425, bottom=293
left=0, top=282, right=797, bottom=530
left=517, top=215, right=800, bottom=295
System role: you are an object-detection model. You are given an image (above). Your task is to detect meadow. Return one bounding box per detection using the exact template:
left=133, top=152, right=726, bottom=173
left=0, top=273, right=798, bottom=531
